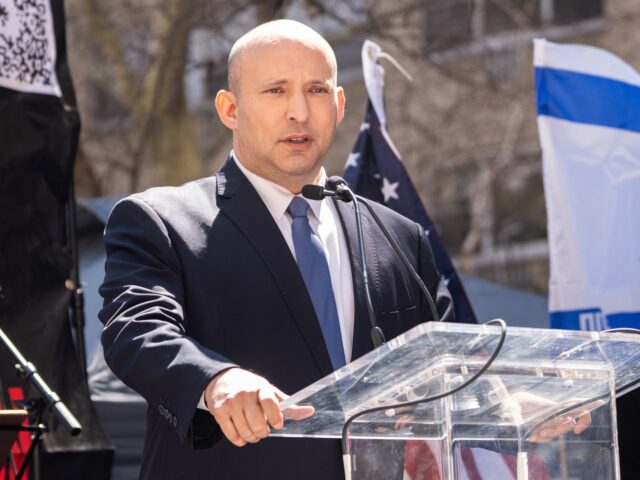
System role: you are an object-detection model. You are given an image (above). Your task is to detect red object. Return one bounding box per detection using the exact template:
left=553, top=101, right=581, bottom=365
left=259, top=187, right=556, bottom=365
left=404, top=440, right=442, bottom=480
left=460, top=446, right=550, bottom=480
left=0, top=387, right=31, bottom=480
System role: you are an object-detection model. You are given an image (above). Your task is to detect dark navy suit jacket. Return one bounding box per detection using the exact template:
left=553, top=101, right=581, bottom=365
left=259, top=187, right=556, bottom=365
left=99, top=157, right=453, bottom=479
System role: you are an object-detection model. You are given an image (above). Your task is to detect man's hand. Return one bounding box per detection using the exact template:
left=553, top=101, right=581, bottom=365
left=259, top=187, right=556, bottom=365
left=527, top=399, right=604, bottom=443
left=500, top=392, right=600, bottom=443
left=204, top=368, right=314, bottom=447
left=528, top=408, right=591, bottom=443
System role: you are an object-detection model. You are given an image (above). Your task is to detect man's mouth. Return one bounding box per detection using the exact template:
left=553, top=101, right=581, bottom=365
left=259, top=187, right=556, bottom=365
left=283, top=134, right=313, bottom=144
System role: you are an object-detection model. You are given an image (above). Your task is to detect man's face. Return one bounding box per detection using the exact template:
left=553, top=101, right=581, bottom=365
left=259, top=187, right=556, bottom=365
left=219, top=40, right=345, bottom=192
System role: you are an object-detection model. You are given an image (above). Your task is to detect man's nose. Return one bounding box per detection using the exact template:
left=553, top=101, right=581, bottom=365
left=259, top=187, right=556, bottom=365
left=286, top=92, right=310, bottom=123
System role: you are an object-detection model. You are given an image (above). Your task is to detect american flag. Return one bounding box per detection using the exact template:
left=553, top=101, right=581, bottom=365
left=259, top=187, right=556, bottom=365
left=402, top=442, right=550, bottom=479
left=342, top=100, right=476, bottom=325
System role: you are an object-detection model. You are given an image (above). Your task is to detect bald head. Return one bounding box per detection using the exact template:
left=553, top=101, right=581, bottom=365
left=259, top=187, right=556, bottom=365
left=227, top=20, right=338, bottom=95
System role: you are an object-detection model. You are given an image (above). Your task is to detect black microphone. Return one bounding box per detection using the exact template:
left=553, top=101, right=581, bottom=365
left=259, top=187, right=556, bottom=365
left=300, top=184, right=333, bottom=200
left=302, top=180, right=385, bottom=349
left=300, top=183, right=353, bottom=203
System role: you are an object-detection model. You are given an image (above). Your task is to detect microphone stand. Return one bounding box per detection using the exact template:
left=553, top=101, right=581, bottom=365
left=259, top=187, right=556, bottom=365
left=301, top=184, right=385, bottom=348
left=0, top=327, right=82, bottom=480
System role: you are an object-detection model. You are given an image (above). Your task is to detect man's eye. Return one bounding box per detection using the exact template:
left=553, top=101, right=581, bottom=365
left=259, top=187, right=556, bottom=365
left=311, top=87, right=329, bottom=93
left=266, top=87, right=282, bottom=94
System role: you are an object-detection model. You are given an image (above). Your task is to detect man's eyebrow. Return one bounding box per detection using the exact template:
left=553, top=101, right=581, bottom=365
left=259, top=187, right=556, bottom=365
left=259, top=79, right=333, bottom=87
left=260, top=79, right=288, bottom=87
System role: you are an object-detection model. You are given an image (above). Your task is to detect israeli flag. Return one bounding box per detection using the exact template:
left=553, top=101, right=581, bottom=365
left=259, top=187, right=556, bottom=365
left=534, top=39, right=640, bottom=331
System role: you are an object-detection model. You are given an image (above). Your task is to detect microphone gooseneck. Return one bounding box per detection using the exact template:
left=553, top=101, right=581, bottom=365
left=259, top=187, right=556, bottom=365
left=355, top=195, right=440, bottom=323
left=348, top=188, right=386, bottom=349
left=304, top=177, right=440, bottom=325
left=301, top=181, right=384, bottom=349
left=306, top=176, right=451, bottom=480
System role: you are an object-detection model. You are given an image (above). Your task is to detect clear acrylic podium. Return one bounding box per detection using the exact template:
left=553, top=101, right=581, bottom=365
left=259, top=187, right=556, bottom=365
left=273, top=322, right=640, bottom=479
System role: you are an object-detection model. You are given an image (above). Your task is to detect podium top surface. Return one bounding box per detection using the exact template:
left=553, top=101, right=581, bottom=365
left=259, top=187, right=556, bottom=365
left=275, top=322, right=640, bottom=440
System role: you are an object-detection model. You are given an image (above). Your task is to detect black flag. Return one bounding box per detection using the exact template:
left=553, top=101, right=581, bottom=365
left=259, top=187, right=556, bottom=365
left=0, top=0, right=113, bottom=478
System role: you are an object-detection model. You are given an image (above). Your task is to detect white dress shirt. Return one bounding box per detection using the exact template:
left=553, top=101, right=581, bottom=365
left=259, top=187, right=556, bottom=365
left=232, top=154, right=355, bottom=362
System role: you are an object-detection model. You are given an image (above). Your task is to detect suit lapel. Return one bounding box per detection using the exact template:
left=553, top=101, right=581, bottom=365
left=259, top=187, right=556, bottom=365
left=333, top=200, right=377, bottom=360
left=215, top=158, right=334, bottom=376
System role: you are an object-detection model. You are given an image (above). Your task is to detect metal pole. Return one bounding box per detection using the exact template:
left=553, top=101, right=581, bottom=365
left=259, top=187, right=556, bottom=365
left=65, top=181, right=88, bottom=380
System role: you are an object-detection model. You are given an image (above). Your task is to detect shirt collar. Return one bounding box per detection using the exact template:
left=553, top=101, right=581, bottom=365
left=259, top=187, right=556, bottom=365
left=232, top=150, right=327, bottom=221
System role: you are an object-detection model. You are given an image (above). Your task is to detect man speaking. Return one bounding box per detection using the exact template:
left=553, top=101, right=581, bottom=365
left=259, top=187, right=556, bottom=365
left=99, top=19, right=453, bottom=479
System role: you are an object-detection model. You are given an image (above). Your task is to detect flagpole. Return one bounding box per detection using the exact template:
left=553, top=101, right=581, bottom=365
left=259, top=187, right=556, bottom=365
left=66, top=181, right=88, bottom=381
left=376, top=51, right=414, bottom=82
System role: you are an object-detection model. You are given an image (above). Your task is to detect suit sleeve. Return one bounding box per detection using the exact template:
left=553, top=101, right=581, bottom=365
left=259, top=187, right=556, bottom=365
left=416, top=224, right=455, bottom=323
left=99, top=196, right=236, bottom=445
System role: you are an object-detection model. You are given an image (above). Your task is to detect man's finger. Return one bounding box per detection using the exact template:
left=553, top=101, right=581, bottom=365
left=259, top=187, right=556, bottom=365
left=530, top=410, right=592, bottom=443
left=271, top=386, right=315, bottom=422
left=529, top=416, right=572, bottom=442
left=283, top=404, right=315, bottom=421
left=213, top=411, right=247, bottom=447
left=273, top=386, right=288, bottom=401
left=573, top=411, right=591, bottom=434
left=229, top=406, right=260, bottom=444
left=243, top=401, right=271, bottom=439
left=259, top=388, right=284, bottom=430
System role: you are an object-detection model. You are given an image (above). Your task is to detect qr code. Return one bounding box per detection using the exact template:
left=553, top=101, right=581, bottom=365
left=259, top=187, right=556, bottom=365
left=0, top=0, right=59, bottom=95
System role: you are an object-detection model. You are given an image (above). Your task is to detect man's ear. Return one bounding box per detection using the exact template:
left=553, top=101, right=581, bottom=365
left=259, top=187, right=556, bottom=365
left=336, top=86, right=346, bottom=126
left=215, top=90, right=238, bottom=129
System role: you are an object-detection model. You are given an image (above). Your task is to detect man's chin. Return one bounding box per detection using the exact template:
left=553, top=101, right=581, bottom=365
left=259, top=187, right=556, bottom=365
left=278, top=155, right=323, bottom=177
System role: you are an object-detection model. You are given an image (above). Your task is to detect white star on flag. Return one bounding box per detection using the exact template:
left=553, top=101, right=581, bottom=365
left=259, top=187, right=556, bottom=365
left=345, top=152, right=360, bottom=169
left=381, top=177, right=400, bottom=202
left=360, top=122, right=370, bottom=131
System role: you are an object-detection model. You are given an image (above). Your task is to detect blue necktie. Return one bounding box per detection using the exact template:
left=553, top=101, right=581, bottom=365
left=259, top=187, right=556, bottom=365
left=288, top=197, right=346, bottom=370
